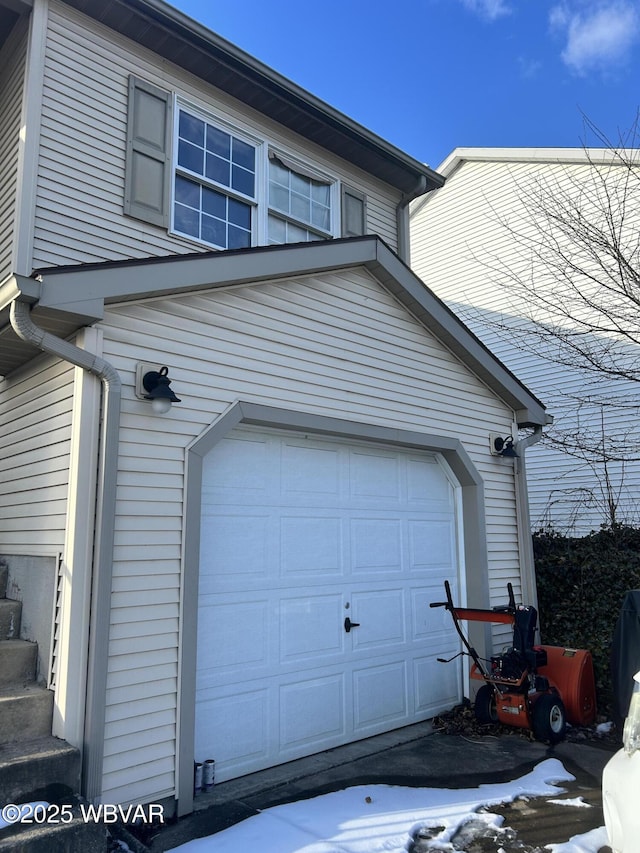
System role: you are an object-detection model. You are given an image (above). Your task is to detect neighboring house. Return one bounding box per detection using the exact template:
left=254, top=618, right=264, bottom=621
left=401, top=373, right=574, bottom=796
left=410, top=148, right=640, bottom=535
left=0, top=0, right=548, bottom=817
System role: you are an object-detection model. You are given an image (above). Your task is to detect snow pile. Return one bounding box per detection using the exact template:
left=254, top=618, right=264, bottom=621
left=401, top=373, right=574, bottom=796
left=169, top=757, right=608, bottom=852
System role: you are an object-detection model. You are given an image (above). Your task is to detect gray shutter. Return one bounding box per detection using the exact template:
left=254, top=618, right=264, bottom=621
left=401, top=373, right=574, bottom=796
left=341, top=186, right=367, bottom=237
left=124, top=76, right=171, bottom=227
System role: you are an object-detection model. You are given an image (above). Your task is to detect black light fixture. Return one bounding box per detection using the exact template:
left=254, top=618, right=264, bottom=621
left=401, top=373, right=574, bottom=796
left=141, top=365, right=181, bottom=415
left=493, top=435, right=519, bottom=458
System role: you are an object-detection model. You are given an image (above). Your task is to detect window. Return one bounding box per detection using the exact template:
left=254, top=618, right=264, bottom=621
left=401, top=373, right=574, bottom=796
left=172, top=109, right=256, bottom=250
left=125, top=78, right=368, bottom=248
left=268, top=154, right=332, bottom=244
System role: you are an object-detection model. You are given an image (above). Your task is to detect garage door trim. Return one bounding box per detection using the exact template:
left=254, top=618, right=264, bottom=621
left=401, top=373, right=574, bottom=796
left=177, top=401, right=489, bottom=815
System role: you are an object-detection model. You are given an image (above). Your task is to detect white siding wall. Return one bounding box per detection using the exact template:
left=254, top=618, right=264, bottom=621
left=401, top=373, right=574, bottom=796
left=411, top=157, right=640, bottom=533
left=98, top=266, right=520, bottom=804
left=0, top=21, right=27, bottom=282
left=0, top=354, right=74, bottom=552
left=32, top=1, right=401, bottom=269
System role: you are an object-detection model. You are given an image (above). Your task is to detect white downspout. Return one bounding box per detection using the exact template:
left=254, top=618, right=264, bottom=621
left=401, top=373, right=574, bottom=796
left=10, top=299, right=120, bottom=803
left=396, top=175, right=428, bottom=263
left=514, top=425, right=544, bottom=619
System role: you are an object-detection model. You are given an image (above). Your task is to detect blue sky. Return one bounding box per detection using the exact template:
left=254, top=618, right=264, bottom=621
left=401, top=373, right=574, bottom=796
left=170, top=0, right=640, bottom=169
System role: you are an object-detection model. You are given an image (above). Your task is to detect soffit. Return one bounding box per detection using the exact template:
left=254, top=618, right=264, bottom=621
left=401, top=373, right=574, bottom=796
left=0, top=2, right=25, bottom=49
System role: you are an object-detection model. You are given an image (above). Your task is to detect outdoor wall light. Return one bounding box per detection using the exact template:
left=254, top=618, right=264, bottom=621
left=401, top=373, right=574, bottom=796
left=492, top=435, right=519, bottom=458
left=135, top=363, right=181, bottom=414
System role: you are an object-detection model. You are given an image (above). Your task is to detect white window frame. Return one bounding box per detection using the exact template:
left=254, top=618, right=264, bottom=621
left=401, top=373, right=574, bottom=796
left=266, top=149, right=338, bottom=245
left=169, top=98, right=341, bottom=250
left=170, top=100, right=263, bottom=250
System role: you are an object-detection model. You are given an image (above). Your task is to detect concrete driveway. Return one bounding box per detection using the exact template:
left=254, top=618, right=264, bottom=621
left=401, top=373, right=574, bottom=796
left=139, top=721, right=615, bottom=852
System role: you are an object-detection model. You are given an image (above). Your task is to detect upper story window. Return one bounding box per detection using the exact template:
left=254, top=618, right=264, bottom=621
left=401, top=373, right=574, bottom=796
left=124, top=77, right=366, bottom=250
left=173, top=109, right=256, bottom=249
left=268, top=155, right=332, bottom=244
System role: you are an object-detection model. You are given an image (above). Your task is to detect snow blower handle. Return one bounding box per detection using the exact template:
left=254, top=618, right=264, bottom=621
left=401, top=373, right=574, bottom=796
left=429, top=579, right=455, bottom=610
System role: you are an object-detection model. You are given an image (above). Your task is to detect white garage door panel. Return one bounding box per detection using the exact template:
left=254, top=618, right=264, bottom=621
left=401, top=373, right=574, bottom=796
left=351, top=588, right=406, bottom=649
left=350, top=451, right=400, bottom=499
left=195, top=429, right=462, bottom=782
left=353, top=661, right=408, bottom=730
left=199, top=514, right=271, bottom=582
left=281, top=515, right=342, bottom=575
left=199, top=687, right=269, bottom=768
left=414, top=654, right=462, bottom=713
left=283, top=444, right=341, bottom=495
left=409, top=519, right=455, bottom=569
left=280, top=674, right=346, bottom=751
left=280, top=594, right=344, bottom=662
left=351, top=518, right=402, bottom=572
left=197, top=597, right=270, bottom=677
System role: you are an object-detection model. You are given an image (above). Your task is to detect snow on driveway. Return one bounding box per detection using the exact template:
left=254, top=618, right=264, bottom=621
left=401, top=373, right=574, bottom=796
left=168, top=757, right=610, bottom=852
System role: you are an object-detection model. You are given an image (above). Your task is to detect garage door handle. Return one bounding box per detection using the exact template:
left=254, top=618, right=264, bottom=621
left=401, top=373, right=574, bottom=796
left=344, top=617, right=360, bottom=633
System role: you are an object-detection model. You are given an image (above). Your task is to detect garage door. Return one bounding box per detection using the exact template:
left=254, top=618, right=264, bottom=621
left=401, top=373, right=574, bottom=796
left=195, top=428, right=463, bottom=782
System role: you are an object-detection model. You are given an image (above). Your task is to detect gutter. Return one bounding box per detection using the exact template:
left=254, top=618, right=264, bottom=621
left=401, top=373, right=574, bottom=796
left=513, top=425, right=545, bottom=623
left=10, top=298, right=121, bottom=802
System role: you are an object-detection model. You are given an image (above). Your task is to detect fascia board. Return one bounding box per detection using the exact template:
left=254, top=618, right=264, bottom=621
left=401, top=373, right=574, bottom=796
left=436, top=146, right=638, bottom=177
left=37, top=240, right=382, bottom=307
left=0, top=273, right=41, bottom=310
left=36, top=237, right=547, bottom=425
left=139, top=0, right=439, bottom=181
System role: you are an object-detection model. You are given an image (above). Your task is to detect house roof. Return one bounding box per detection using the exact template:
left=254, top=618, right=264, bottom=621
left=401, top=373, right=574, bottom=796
left=46, top=0, right=442, bottom=196
left=0, top=236, right=548, bottom=427
left=0, top=0, right=442, bottom=193
left=411, top=146, right=633, bottom=215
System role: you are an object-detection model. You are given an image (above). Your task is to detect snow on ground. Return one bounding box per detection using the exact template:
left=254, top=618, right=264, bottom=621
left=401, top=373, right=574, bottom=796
left=169, top=757, right=609, bottom=853
left=547, top=797, right=592, bottom=808
left=0, top=802, right=49, bottom=831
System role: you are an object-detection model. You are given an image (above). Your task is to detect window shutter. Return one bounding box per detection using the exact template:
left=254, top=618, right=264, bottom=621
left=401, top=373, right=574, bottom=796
left=124, top=76, right=171, bottom=227
left=341, top=186, right=367, bottom=238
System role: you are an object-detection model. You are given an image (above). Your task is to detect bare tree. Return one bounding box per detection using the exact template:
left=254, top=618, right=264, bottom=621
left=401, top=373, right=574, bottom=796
left=465, top=116, right=640, bottom=525
left=456, top=114, right=640, bottom=524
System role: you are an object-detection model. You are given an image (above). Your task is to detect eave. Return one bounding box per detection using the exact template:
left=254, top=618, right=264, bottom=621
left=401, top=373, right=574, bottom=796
left=0, top=237, right=548, bottom=427
left=59, top=0, right=443, bottom=195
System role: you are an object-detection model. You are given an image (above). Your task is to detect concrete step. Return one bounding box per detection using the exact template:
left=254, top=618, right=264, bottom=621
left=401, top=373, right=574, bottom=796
left=0, top=736, right=81, bottom=805
left=0, top=639, right=38, bottom=687
left=0, top=598, right=22, bottom=640
left=0, top=740, right=105, bottom=852
left=0, top=564, right=6, bottom=599
left=0, top=804, right=109, bottom=852
left=0, top=685, right=53, bottom=743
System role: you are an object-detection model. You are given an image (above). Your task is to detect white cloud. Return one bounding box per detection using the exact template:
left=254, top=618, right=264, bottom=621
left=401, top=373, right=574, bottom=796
left=459, top=0, right=511, bottom=21
left=550, top=2, right=640, bottom=75
left=518, top=56, right=543, bottom=78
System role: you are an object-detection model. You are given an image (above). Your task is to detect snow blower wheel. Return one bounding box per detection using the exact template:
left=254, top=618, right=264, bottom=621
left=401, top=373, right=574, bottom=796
left=474, top=684, right=498, bottom=724
left=531, top=694, right=567, bottom=744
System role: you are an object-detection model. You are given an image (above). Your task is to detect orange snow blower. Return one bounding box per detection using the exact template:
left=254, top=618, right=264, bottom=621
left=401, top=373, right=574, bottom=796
left=430, top=580, right=596, bottom=742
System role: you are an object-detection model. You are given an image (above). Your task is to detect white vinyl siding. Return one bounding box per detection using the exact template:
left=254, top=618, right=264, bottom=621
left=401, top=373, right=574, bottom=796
left=0, top=355, right=74, bottom=552
left=0, top=22, right=27, bottom=282
left=97, top=265, right=519, bottom=804
left=32, top=2, right=399, bottom=269
left=411, top=156, right=640, bottom=533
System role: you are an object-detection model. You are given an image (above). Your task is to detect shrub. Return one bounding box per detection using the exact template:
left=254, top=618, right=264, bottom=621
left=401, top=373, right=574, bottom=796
left=534, top=525, right=640, bottom=718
